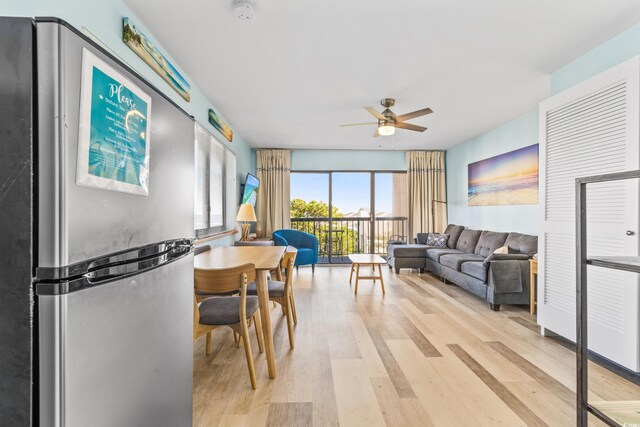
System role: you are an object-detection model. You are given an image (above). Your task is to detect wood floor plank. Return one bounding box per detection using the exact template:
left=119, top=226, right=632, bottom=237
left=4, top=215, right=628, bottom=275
left=348, top=312, right=389, bottom=378
left=488, top=340, right=575, bottom=407
left=265, top=402, right=313, bottom=427
left=383, top=303, right=441, bottom=357
left=387, top=339, right=484, bottom=426
left=331, top=359, right=387, bottom=427
left=370, top=376, right=435, bottom=427
left=310, top=322, right=340, bottom=427
left=508, top=315, right=541, bottom=333
left=447, top=344, right=546, bottom=427
left=426, top=345, right=528, bottom=426
left=362, top=315, right=417, bottom=398
left=395, top=275, right=435, bottom=298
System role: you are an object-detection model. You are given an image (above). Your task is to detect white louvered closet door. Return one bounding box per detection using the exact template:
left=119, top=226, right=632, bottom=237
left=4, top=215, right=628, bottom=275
left=538, top=56, right=640, bottom=371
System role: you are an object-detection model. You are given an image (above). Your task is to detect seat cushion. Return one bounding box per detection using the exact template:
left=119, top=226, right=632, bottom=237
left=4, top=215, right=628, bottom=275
left=439, top=253, right=485, bottom=271
left=198, top=296, right=259, bottom=325
left=455, top=229, right=482, bottom=253
left=388, top=244, right=432, bottom=258
left=474, top=231, right=509, bottom=257
left=426, top=248, right=462, bottom=262
left=505, top=232, right=538, bottom=256
left=246, top=280, right=286, bottom=298
left=461, top=261, right=487, bottom=281
left=443, top=224, right=465, bottom=249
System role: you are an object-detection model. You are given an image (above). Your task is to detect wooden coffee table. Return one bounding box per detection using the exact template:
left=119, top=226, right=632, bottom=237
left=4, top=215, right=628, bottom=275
left=348, top=254, right=386, bottom=295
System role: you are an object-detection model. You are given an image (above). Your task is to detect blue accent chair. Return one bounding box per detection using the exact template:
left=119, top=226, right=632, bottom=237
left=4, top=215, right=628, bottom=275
left=272, top=229, right=319, bottom=273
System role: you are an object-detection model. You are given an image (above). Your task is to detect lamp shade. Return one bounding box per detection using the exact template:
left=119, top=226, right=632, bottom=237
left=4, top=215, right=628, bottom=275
left=378, top=123, right=395, bottom=136
left=236, top=203, right=257, bottom=222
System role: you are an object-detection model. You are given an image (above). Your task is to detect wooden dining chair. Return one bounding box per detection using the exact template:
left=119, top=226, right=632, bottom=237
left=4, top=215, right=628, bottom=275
left=193, top=263, right=264, bottom=389
left=247, top=249, right=298, bottom=348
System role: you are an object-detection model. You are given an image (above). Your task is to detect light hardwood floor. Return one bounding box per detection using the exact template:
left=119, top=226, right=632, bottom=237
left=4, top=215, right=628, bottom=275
left=193, top=266, right=640, bottom=426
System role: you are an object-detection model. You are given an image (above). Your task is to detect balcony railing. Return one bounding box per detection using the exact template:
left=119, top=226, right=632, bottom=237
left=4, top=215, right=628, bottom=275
left=290, top=216, right=407, bottom=263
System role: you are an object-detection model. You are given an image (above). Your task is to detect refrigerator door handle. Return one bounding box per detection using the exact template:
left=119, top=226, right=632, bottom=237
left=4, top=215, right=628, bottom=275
left=36, top=244, right=192, bottom=295
left=83, top=246, right=191, bottom=286
left=35, top=238, right=193, bottom=283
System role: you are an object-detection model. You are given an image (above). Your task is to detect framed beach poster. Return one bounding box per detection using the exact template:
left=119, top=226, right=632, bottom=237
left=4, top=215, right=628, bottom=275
left=208, top=108, right=234, bottom=142
left=77, top=48, right=152, bottom=196
left=467, top=144, right=539, bottom=206
left=123, top=18, right=191, bottom=102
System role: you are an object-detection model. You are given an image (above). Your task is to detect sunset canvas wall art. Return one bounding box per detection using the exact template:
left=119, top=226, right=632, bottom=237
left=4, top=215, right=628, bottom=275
left=467, top=144, right=539, bottom=206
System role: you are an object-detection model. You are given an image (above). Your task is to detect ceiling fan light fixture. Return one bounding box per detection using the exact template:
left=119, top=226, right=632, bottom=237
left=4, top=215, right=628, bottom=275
left=378, top=122, right=395, bottom=136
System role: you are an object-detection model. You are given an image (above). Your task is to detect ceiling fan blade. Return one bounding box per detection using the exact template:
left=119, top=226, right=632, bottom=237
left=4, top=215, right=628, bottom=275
left=364, top=106, right=385, bottom=120
left=340, top=122, right=377, bottom=127
left=396, top=122, right=427, bottom=132
left=395, top=107, right=433, bottom=122
left=373, top=129, right=380, bottom=138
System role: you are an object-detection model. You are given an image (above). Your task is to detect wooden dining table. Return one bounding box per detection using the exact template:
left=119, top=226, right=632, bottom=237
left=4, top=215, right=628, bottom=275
left=194, top=245, right=286, bottom=379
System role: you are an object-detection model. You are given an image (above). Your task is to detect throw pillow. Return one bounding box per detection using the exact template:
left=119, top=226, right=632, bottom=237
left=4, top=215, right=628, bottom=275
left=426, top=233, right=449, bottom=248
left=416, top=233, right=430, bottom=245
left=493, top=245, right=509, bottom=254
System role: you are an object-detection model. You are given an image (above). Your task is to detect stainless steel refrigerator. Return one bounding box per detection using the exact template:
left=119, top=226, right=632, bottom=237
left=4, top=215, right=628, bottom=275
left=0, top=17, right=195, bottom=426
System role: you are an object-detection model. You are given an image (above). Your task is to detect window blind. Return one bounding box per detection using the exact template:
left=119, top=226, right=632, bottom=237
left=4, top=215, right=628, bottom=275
left=194, top=122, right=237, bottom=237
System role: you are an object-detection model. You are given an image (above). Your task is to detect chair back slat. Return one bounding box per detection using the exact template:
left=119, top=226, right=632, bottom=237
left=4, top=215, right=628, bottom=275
left=194, top=263, right=256, bottom=295
left=193, top=295, right=200, bottom=340
left=281, top=248, right=297, bottom=269
left=283, top=257, right=295, bottom=295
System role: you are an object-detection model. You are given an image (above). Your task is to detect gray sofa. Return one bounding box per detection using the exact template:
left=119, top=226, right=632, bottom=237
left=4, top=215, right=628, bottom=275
left=387, top=224, right=537, bottom=311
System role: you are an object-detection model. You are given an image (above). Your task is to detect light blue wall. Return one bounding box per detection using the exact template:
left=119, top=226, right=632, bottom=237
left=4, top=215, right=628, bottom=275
left=446, top=22, right=640, bottom=236
left=551, top=23, right=640, bottom=95
left=291, top=150, right=406, bottom=171
left=446, top=111, right=540, bottom=234
left=3, top=0, right=254, bottom=247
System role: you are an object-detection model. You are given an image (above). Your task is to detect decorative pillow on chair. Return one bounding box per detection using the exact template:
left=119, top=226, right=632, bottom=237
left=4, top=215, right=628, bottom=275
left=493, top=245, right=509, bottom=254
left=426, top=233, right=449, bottom=247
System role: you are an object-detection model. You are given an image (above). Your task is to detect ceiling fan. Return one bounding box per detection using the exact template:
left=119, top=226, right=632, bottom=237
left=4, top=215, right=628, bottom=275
left=340, top=98, right=433, bottom=137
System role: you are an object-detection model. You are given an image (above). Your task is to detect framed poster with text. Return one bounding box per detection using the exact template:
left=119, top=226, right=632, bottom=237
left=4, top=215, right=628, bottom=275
left=77, top=48, right=152, bottom=196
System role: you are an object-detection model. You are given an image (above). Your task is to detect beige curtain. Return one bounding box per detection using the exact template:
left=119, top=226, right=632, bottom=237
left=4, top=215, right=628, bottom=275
left=256, top=150, right=291, bottom=237
left=407, top=151, right=447, bottom=238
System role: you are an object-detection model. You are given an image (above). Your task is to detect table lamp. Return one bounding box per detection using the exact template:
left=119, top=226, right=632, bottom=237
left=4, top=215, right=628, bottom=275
left=236, top=203, right=257, bottom=241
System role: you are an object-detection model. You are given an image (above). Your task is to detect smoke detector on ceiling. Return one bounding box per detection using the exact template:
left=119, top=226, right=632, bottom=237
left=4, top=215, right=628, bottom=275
left=232, top=0, right=255, bottom=21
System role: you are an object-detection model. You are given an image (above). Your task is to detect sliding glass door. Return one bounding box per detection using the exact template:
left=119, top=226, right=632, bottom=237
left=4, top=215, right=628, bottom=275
left=330, top=173, right=371, bottom=262
left=290, top=171, right=407, bottom=263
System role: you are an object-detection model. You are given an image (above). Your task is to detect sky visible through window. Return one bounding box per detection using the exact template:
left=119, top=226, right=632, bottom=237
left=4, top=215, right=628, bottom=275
left=291, top=172, right=393, bottom=215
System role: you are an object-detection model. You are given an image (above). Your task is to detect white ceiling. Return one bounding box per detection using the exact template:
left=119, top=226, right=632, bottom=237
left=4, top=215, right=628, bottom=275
left=124, top=0, right=639, bottom=150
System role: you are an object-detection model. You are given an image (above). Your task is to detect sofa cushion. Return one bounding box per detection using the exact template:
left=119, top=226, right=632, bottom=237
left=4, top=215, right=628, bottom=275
left=416, top=233, right=430, bottom=244
left=439, top=253, right=485, bottom=271
left=455, top=229, right=482, bottom=253
left=426, top=248, right=462, bottom=262
left=388, top=244, right=432, bottom=258
left=505, top=232, right=538, bottom=256
left=474, top=231, right=509, bottom=258
left=461, top=261, right=487, bottom=281
left=444, top=224, right=465, bottom=249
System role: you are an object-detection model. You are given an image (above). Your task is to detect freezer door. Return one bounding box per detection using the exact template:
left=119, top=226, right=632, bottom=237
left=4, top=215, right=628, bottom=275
left=36, top=20, right=195, bottom=268
left=38, top=252, right=194, bottom=427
